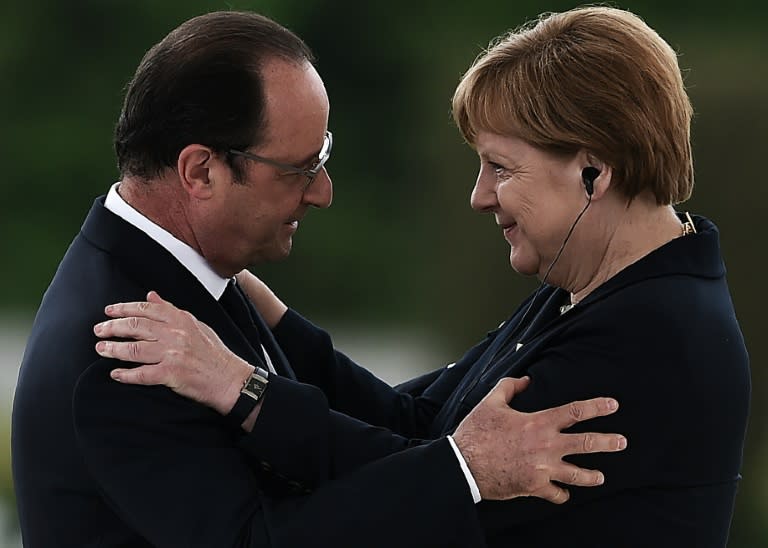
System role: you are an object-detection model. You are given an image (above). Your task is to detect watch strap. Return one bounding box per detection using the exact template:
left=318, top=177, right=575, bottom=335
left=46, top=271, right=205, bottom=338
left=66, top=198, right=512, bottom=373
left=226, top=366, right=270, bottom=428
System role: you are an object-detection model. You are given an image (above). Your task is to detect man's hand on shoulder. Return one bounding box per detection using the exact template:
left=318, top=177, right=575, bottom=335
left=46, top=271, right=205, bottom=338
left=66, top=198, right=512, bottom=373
left=452, top=376, right=626, bottom=503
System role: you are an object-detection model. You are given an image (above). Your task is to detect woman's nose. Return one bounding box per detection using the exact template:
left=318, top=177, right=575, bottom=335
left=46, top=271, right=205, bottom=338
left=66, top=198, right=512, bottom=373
left=470, top=170, right=498, bottom=213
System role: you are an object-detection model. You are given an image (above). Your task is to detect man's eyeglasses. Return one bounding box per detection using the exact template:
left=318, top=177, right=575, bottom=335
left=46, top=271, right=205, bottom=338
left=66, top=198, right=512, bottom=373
left=228, top=131, right=333, bottom=189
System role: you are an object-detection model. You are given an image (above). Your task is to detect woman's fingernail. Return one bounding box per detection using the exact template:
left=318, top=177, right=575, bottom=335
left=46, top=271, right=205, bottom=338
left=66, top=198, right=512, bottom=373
left=94, top=323, right=103, bottom=334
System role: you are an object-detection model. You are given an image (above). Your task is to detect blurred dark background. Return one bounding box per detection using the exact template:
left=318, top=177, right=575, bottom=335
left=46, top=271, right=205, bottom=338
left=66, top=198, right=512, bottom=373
left=1, top=0, right=765, bottom=545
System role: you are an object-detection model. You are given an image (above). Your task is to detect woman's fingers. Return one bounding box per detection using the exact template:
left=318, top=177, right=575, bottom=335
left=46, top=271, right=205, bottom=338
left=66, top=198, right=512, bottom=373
left=94, top=317, right=160, bottom=341
left=110, top=364, right=170, bottom=386
left=103, top=291, right=177, bottom=321
left=95, top=339, right=162, bottom=365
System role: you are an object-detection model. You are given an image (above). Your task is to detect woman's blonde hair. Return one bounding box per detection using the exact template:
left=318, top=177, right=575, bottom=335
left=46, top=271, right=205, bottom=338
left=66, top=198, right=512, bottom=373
left=452, top=6, right=693, bottom=204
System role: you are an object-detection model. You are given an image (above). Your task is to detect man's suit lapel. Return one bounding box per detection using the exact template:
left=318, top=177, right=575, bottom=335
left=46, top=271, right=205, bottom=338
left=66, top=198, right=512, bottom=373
left=80, top=197, right=291, bottom=375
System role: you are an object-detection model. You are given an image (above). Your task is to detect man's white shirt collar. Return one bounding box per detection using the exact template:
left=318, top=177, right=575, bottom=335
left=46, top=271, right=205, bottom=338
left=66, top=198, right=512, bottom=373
left=104, top=182, right=229, bottom=300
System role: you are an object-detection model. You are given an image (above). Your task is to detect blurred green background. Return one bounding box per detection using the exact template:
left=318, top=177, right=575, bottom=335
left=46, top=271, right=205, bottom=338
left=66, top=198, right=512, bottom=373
left=1, top=0, right=765, bottom=545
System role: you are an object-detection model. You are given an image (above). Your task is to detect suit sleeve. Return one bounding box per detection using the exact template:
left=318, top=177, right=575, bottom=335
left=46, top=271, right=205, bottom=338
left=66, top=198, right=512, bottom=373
left=272, top=308, right=499, bottom=438
left=73, top=359, right=486, bottom=547
left=394, top=367, right=445, bottom=396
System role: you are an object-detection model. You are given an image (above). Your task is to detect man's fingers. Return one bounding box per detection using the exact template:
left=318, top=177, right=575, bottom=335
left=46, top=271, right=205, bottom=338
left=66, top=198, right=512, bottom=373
left=487, top=376, right=531, bottom=405
left=562, top=431, right=628, bottom=455
left=94, top=317, right=159, bottom=340
left=95, top=340, right=160, bottom=365
left=551, top=463, right=605, bottom=487
left=533, top=484, right=571, bottom=505
left=549, top=397, right=619, bottom=429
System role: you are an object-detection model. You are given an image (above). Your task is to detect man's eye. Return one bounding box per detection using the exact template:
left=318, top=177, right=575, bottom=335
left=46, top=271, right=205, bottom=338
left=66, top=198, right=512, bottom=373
left=277, top=170, right=302, bottom=178
left=305, top=158, right=321, bottom=172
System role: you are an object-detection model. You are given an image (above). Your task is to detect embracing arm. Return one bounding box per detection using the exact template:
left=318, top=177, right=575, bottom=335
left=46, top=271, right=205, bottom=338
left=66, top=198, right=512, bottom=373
left=95, top=293, right=626, bottom=504
left=238, top=270, right=497, bottom=437
left=235, top=269, right=287, bottom=330
left=238, top=270, right=432, bottom=431
left=73, top=359, right=488, bottom=547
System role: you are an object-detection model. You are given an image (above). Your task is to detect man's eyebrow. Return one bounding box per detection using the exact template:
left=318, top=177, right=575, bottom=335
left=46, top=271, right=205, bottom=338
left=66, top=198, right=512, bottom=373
left=293, top=150, right=319, bottom=167
left=276, top=143, right=321, bottom=168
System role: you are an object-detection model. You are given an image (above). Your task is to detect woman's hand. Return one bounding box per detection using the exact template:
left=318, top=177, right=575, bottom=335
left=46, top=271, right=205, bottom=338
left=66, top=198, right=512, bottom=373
left=94, top=291, right=255, bottom=416
left=235, top=270, right=288, bottom=329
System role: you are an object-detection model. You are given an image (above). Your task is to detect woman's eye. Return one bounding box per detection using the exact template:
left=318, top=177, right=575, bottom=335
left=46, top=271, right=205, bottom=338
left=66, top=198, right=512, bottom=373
left=489, top=162, right=507, bottom=176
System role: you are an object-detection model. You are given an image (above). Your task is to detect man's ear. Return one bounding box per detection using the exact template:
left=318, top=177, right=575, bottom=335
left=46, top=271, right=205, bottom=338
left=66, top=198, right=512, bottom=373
left=177, top=144, right=217, bottom=199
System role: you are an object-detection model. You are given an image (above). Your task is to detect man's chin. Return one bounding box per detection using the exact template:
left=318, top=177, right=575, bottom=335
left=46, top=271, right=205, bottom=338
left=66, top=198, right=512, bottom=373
left=256, top=239, right=293, bottom=265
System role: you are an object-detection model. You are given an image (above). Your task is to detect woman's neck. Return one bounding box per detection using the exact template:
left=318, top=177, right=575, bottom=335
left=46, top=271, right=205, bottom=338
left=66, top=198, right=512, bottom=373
left=568, top=201, right=684, bottom=305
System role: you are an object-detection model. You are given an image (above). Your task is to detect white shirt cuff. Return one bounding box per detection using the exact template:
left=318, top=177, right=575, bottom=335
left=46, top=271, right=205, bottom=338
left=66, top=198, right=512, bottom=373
left=447, top=435, right=482, bottom=504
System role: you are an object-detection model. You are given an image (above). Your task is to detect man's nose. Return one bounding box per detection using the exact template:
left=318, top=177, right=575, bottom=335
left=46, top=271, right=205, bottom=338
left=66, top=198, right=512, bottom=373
left=303, top=167, right=333, bottom=208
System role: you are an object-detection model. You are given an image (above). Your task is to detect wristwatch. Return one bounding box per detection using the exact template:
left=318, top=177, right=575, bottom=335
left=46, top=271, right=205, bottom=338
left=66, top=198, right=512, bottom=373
left=226, top=366, right=270, bottom=427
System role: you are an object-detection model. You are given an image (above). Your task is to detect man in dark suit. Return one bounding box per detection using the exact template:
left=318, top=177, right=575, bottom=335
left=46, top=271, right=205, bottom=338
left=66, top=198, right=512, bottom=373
left=11, top=11, right=625, bottom=547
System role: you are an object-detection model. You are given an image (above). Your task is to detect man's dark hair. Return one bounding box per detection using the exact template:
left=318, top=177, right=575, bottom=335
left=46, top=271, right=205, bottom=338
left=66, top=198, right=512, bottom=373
left=114, top=11, right=315, bottom=180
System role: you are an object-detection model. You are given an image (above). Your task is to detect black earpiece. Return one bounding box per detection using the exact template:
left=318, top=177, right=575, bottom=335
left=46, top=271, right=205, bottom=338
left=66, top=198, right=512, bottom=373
left=581, top=166, right=600, bottom=196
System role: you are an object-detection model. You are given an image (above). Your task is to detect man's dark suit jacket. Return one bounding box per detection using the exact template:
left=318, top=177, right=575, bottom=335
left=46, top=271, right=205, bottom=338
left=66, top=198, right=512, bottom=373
left=271, top=215, right=751, bottom=547
left=11, top=197, right=485, bottom=547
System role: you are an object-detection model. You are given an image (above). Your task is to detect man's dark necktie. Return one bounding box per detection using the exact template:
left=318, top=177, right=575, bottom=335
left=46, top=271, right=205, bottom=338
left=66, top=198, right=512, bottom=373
left=219, top=280, right=267, bottom=365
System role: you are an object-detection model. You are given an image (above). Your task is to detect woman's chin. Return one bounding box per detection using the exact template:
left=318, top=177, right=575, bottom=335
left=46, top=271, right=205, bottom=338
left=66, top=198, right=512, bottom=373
left=508, top=253, right=538, bottom=277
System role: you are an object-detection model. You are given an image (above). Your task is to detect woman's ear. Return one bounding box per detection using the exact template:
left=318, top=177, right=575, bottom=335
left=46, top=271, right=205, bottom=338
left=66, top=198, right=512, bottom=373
left=580, top=153, right=612, bottom=200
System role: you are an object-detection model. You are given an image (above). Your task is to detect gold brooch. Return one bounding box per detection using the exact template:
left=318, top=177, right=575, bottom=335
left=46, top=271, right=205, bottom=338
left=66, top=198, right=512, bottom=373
left=681, top=211, right=697, bottom=236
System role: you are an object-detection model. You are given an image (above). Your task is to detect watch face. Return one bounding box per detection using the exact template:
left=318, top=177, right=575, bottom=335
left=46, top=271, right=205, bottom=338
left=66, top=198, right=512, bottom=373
left=242, top=374, right=267, bottom=401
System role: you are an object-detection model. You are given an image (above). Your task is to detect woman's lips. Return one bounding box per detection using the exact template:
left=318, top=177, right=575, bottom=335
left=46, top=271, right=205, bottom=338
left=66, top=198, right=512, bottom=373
left=502, top=223, right=518, bottom=242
